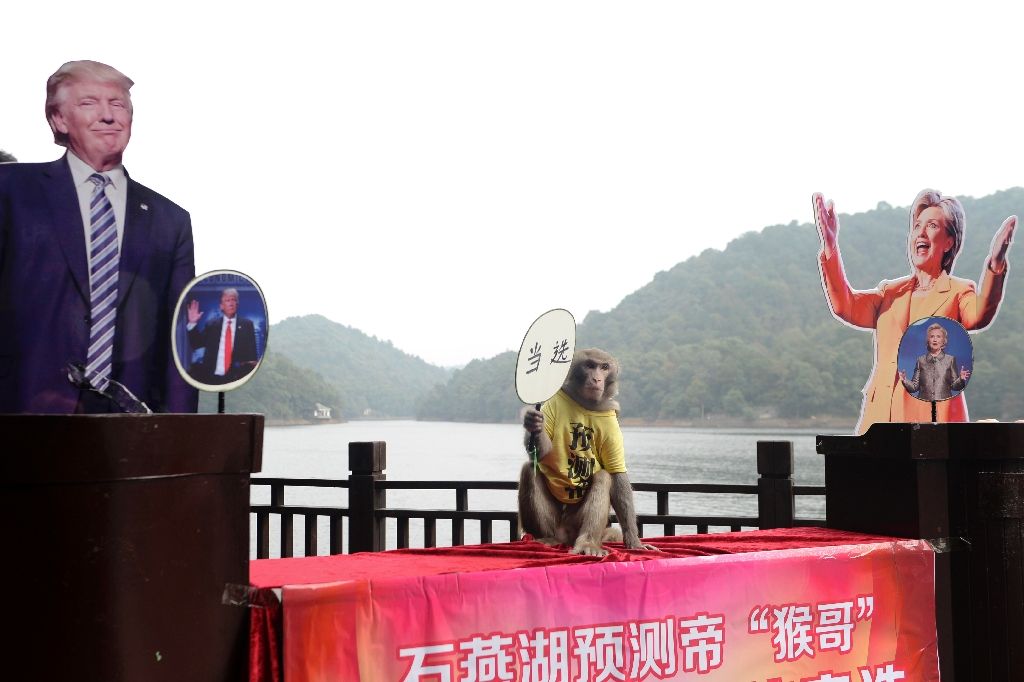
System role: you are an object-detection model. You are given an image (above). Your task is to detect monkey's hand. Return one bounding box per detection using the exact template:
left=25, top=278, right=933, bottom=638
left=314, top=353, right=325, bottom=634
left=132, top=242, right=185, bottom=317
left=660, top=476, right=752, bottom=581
left=523, top=408, right=544, bottom=434
left=521, top=407, right=553, bottom=458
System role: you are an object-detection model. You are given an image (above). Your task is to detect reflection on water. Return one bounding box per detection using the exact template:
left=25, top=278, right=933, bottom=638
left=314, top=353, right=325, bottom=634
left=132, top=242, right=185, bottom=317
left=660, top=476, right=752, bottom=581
left=254, top=421, right=832, bottom=556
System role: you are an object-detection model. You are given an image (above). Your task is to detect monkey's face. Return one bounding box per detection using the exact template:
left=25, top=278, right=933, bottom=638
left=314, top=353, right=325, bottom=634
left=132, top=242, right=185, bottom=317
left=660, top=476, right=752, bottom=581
left=564, top=348, right=620, bottom=412
left=579, top=359, right=611, bottom=403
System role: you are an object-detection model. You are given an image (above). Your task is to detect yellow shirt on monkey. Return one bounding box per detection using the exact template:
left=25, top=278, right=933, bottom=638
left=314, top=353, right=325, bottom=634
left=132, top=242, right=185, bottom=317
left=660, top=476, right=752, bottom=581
left=540, top=389, right=627, bottom=505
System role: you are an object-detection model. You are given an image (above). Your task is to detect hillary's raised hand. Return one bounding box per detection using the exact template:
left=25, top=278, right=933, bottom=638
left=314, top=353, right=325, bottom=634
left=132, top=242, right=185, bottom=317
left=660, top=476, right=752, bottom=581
left=813, top=193, right=839, bottom=259
left=988, top=215, right=1017, bottom=275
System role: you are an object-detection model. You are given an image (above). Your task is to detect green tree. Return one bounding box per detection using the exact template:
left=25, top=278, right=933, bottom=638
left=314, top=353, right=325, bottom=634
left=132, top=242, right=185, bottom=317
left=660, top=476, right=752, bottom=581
left=722, top=387, right=752, bottom=419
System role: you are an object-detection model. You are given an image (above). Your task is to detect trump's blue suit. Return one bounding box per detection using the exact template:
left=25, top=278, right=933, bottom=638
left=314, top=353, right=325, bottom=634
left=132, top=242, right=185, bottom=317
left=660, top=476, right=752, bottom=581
left=0, top=156, right=198, bottom=413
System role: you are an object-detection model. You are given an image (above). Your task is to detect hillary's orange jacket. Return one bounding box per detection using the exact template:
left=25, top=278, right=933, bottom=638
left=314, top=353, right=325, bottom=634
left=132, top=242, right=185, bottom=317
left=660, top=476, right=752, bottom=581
left=819, top=249, right=1005, bottom=434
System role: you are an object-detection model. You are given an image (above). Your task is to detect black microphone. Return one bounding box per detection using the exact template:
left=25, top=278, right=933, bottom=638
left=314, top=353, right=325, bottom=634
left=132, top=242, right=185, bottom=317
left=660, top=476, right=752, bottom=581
left=66, top=362, right=152, bottom=414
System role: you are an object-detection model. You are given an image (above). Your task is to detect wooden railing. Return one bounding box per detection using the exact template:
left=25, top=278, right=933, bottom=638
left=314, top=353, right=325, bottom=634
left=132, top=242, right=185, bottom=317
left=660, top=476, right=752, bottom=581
left=250, top=440, right=825, bottom=559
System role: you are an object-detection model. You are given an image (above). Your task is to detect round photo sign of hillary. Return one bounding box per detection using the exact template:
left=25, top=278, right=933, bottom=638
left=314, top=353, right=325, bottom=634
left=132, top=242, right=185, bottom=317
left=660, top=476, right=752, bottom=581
left=172, top=270, right=269, bottom=392
left=897, top=316, right=973, bottom=404
left=515, top=308, right=577, bottom=406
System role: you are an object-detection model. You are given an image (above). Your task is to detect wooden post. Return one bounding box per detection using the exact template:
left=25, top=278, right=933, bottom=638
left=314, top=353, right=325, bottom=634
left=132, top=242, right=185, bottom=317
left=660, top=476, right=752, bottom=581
left=454, top=487, right=468, bottom=546
left=273, top=482, right=293, bottom=558
left=757, top=440, right=795, bottom=529
left=304, top=513, right=318, bottom=557
left=329, top=513, right=344, bottom=555
left=348, top=441, right=387, bottom=552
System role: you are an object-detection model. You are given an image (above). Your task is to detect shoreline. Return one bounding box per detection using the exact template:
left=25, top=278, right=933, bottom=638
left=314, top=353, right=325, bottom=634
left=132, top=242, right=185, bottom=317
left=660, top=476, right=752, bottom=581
left=264, top=416, right=856, bottom=431
left=618, top=416, right=855, bottom=430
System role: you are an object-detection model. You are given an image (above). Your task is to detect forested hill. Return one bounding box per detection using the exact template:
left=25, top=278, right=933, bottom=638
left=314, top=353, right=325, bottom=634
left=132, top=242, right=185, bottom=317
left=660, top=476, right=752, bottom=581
left=419, top=188, right=1024, bottom=423
left=263, top=314, right=450, bottom=418
left=199, top=351, right=345, bottom=419
left=213, top=189, right=1024, bottom=424
left=207, top=314, right=452, bottom=421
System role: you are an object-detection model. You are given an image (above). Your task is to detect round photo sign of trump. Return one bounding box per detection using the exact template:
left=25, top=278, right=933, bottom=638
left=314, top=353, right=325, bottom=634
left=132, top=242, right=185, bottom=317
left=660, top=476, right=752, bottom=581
left=172, top=270, right=269, bottom=392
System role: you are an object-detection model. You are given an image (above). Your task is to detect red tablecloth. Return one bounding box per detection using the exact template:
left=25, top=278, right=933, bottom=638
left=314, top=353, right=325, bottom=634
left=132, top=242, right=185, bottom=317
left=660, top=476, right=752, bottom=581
left=249, top=527, right=901, bottom=682
left=250, top=526, right=893, bottom=589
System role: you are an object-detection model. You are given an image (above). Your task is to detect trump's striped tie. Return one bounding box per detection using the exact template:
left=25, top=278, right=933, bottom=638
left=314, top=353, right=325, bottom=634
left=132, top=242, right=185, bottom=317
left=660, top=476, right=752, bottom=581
left=85, top=173, right=119, bottom=391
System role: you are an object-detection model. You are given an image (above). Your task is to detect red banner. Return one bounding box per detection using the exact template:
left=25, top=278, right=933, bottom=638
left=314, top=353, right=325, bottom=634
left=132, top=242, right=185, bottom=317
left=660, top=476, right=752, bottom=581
left=283, top=540, right=937, bottom=681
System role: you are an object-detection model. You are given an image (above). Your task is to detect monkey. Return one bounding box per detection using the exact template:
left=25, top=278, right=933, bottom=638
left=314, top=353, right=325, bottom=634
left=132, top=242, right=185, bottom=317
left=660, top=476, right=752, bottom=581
left=519, top=348, right=658, bottom=556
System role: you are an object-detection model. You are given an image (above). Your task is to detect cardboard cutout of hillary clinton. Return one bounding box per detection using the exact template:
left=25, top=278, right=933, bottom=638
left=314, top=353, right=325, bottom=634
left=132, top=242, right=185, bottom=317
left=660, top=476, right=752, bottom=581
left=814, top=190, right=1015, bottom=434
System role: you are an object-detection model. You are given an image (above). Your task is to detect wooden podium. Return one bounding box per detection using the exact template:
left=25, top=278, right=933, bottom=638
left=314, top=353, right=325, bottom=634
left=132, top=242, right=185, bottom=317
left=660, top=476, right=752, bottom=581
left=817, top=422, right=1024, bottom=682
left=0, top=414, right=262, bottom=681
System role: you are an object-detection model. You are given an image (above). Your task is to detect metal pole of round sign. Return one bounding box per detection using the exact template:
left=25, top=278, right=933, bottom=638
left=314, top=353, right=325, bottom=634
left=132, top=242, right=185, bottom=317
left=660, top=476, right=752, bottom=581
left=515, top=309, right=576, bottom=469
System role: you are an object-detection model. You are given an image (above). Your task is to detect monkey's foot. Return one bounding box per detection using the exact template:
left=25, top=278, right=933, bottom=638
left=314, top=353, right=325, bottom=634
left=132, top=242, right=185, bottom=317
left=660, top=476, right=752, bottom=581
left=570, top=538, right=609, bottom=557
left=533, top=536, right=562, bottom=547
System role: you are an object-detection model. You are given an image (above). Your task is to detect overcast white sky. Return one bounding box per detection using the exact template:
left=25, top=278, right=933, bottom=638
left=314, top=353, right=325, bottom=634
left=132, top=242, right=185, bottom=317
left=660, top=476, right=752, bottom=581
left=3, top=2, right=1020, bottom=367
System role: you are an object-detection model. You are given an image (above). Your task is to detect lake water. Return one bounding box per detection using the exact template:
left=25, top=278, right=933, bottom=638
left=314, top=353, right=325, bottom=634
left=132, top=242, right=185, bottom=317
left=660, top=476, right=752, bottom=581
left=253, top=420, right=837, bottom=556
